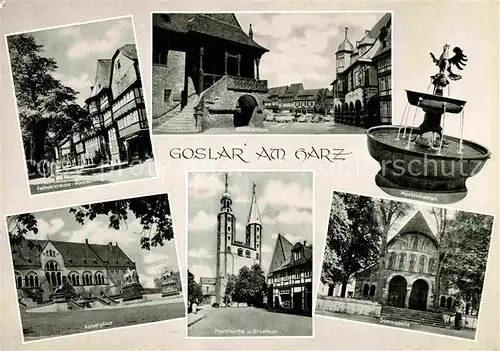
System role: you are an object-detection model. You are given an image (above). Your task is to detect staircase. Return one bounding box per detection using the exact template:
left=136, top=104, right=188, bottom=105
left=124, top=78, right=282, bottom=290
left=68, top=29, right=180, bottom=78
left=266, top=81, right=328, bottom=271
left=380, top=305, right=446, bottom=328
left=155, top=98, right=200, bottom=133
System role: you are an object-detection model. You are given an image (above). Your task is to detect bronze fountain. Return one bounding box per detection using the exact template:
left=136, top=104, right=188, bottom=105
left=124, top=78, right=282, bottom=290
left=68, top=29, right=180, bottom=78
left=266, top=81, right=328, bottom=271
left=366, top=44, right=491, bottom=204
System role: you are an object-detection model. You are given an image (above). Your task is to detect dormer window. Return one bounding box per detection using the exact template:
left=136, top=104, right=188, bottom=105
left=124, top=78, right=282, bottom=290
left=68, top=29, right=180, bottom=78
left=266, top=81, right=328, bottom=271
left=68, top=259, right=73, bottom=263
left=293, top=251, right=301, bottom=261
left=116, top=60, right=121, bottom=70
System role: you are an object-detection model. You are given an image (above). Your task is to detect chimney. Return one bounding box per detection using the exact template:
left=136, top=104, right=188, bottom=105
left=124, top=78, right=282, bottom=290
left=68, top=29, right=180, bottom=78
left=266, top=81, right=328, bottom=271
left=249, top=24, right=253, bottom=39
left=304, top=240, right=307, bottom=247
left=108, top=242, right=113, bottom=250
left=85, top=238, right=89, bottom=244
left=365, top=29, right=370, bottom=37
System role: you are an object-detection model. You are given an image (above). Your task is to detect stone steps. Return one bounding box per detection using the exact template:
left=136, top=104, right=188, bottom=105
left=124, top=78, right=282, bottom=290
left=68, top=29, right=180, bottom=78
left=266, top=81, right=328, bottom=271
left=380, top=305, right=446, bottom=328
left=155, top=100, right=200, bottom=133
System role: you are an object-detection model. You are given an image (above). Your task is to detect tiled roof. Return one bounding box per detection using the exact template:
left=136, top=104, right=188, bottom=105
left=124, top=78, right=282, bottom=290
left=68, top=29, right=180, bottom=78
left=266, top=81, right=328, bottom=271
left=88, top=243, right=134, bottom=267
left=389, top=211, right=437, bottom=246
left=153, top=13, right=268, bottom=52
left=267, top=234, right=294, bottom=275
left=272, top=242, right=313, bottom=273
left=87, top=59, right=112, bottom=100
left=282, top=83, right=304, bottom=98
left=117, top=44, right=138, bottom=60
left=268, top=85, right=288, bottom=98
left=295, top=89, right=321, bottom=101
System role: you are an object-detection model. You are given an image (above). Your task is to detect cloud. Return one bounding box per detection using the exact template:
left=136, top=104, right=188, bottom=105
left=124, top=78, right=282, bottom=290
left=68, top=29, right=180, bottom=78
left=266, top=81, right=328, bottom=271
left=65, top=18, right=132, bottom=59
left=189, top=210, right=216, bottom=231
left=261, top=243, right=274, bottom=254
left=274, top=208, right=312, bottom=226
left=143, top=252, right=168, bottom=264
left=189, top=264, right=215, bottom=280
left=59, top=217, right=140, bottom=245
left=189, top=173, right=225, bottom=199
left=188, top=247, right=212, bottom=259
left=37, top=218, right=65, bottom=237
left=260, top=180, right=313, bottom=211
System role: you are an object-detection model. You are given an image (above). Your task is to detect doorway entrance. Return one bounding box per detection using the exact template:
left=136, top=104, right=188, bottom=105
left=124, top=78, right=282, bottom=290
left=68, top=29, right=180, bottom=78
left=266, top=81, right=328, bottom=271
left=409, top=279, right=429, bottom=311
left=387, top=276, right=407, bottom=308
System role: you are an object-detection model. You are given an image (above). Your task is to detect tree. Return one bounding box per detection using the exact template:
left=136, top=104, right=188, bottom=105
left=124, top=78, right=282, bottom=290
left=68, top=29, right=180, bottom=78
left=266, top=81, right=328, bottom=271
left=248, top=264, right=266, bottom=306
left=224, top=274, right=238, bottom=303
left=440, top=212, right=493, bottom=314
left=314, top=89, right=332, bottom=115
left=233, top=266, right=251, bottom=304
left=7, top=34, right=90, bottom=172
left=322, top=193, right=382, bottom=297
left=187, top=270, right=202, bottom=306
left=374, top=199, right=413, bottom=302
left=7, top=194, right=174, bottom=250
left=320, top=193, right=351, bottom=294
left=430, top=207, right=452, bottom=308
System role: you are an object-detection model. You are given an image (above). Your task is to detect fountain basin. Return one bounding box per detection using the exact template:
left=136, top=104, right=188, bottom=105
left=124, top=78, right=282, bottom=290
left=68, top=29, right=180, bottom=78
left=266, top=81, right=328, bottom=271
left=406, top=90, right=466, bottom=114
left=366, top=126, right=490, bottom=203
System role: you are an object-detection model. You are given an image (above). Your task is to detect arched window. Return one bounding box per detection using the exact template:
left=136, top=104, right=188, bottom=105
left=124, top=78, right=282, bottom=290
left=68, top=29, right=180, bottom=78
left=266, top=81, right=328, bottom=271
left=370, top=285, right=376, bottom=297
left=15, top=272, right=22, bottom=289
left=25, top=276, right=29, bottom=287
left=82, top=271, right=93, bottom=286
left=95, top=272, right=105, bottom=285
left=388, top=252, right=397, bottom=269
left=227, top=235, right=231, bottom=242
left=50, top=272, right=57, bottom=286
left=69, top=271, right=80, bottom=286
left=35, top=276, right=39, bottom=287
left=245, top=250, right=251, bottom=258
left=412, top=236, right=418, bottom=250
left=398, top=253, right=406, bottom=271
left=428, top=258, right=436, bottom=274
left=362, top=284, right=369, bottom=297
left=409, top=254, right=417, bottom=272
left=29, top=275, right=34, bottom=287
left=418, top=256, right=426, bottom=273
left=256, top=253, right=259, bottom=260
left=227, top=246, right=231, bottom=253
left=440, top=296, right=446, bottom=307
left=45, top=261, right=59, bottom=272
left=56, top=272, right=62, bottom=286
left=237, top=248, right=243, bottom=257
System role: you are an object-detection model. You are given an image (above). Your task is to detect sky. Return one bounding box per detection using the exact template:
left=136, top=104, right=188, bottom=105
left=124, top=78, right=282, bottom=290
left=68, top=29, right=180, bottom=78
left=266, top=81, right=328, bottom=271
left=188, top=171, right=313, bottom=280
left=236, top=12, right=386, bottom=89
left=9, top=200, right=180, bottom=288
left=24, top=16, right=136, bottom=107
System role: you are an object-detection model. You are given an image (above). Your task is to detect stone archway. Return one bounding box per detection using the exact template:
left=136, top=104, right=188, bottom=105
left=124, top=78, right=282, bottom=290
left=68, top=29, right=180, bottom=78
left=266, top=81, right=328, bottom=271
left=234, top=94, right=258, bottom=127
left=387, top=275, right=407, bottom=308
left=409, top=279, right=429, bottom=311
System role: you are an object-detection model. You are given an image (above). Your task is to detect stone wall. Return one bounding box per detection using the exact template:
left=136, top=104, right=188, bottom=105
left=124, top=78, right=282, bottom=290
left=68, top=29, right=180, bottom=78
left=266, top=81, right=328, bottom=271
left=316, top=295, right=382, bottom=317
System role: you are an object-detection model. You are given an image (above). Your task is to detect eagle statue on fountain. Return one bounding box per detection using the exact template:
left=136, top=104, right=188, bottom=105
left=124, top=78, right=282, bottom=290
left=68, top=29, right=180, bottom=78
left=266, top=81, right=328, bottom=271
left=430, top=44, right=468, bottom=83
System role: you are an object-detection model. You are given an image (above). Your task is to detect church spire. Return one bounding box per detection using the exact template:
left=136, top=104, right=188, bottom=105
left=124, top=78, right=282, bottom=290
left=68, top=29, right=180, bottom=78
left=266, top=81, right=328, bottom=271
left=247, top=183, right=261, bottom=225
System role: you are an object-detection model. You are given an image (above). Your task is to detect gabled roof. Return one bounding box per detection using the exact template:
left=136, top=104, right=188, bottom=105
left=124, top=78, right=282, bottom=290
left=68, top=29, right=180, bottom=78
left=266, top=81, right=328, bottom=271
left=268, top=85, right=289, bottom=98
left=11, top=239, right=134, bottom=269
left=389, top=211, right=437, bottom=246
left=87, top=59, right=112, bottom=101
left=272, top=241, right=312, bottom=273
left=282, top=83, right=304, bottom=98
left=152, top=13, right=268, bottom=53
left=295, top=89, right=321, bottom=101
left=199, top=277, right=216, bottom=285
left=267, top=234, right=294, bottom=275
left=117, top=44, right=138, bottom=60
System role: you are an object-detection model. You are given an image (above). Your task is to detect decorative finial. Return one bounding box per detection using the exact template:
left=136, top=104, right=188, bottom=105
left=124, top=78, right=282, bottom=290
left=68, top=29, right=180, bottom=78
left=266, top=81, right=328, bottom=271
left=345, top=27, right=348, bottom=38
left=224, top=173, right=228, bottom=193
left=252, top=183, right=256, bottom=194
left=249, top=24, right=253, bottom=39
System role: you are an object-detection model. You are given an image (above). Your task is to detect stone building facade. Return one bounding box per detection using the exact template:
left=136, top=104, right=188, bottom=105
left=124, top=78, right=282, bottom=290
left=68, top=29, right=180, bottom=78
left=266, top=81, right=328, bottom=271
left=267, top=234, right=313, bottom=315
left=354, top=211, right=438, bottom=311
left=12, top=238, right=136, bottom=304
left=331, top=13, right=392, bottom=128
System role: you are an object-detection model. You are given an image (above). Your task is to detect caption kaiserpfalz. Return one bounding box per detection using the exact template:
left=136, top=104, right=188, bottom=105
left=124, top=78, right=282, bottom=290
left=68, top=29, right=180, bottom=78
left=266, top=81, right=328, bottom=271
left=169, top=146, right=352, bottom=163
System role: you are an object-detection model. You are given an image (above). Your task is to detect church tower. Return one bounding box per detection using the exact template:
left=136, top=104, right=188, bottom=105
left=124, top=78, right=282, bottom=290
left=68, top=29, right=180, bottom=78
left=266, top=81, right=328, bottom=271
left=246, top=183, right=262, bottom=265
left=215, top=173, right=235, bottom=304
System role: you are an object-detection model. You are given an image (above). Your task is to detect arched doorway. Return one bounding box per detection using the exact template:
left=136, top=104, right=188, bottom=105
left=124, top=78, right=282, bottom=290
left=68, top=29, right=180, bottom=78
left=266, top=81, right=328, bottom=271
left=234, top=95, right=258, bottom=127
left=387, top=276, right=407, bottom=308
left=366, top=97, right=380, bottom=128
left=409, top=279, right=429, bottom=311
left=354, top=100, right=362, bottom=126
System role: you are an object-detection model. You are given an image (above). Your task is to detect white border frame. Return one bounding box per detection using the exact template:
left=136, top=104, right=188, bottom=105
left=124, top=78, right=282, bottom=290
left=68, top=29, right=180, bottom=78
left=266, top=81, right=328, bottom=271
left=313, top=187, right=497, bottom=343
left=3, top=190, right=186, bottom=345
left=149, top=10, right=394, bottom=137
